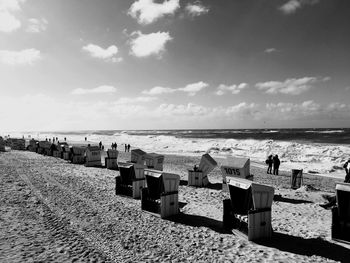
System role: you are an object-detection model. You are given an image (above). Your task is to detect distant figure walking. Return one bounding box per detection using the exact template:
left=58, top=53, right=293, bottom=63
left=343, top=159, right=350, bottom=183
left=125, top=144, right=127, bottom=152
left=127, top=144, right=130, bottom=152
left=265, top=155, right=273, bottom=174
left=273, top=155, right=280, bottom=175
left=99, top=141, right=102, bottom=149
left=115, top=142, right=117, bottom=150
left=85, top=137, right=87, bottom=141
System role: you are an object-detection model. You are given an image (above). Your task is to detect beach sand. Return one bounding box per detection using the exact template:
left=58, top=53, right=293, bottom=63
left=1, top=150, right=349, bottom=262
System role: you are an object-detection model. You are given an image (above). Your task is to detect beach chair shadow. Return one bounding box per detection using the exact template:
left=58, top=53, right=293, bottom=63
left=273, top=194, right=313, bottom=204
left=256, top=232, right=350, bottom=262
left=168, top=213, right=226, bottom=234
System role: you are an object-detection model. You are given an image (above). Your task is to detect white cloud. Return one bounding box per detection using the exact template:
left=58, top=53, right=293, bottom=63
left=129, top=31, right=172, bottom=58
left=26, top=18, right=48, bottom=33
left=264, top=48, right=278, bottom=53
left=0, top=48, right=41, bottom=65
left=255, top=76, right=329, bottom=95
left=71, top=85, right=117, bottom=95
left=143, top=81, right=208, bottom=96
left=115, top=96, right=157, bottom=104
left=178, top=81, right=208, bottom=96
left=142, top=86, right=175, bottom=95
left=216, top=83, right=248, bottom=96
left=279, top=0, right=320, bottom=15
left=82, top=44, right=121, bottom=62
left=0, top=0, right=26, bottom=32
left=185, top=2, right=209, bottom=17
left=128, top=0, right=180, bottom=25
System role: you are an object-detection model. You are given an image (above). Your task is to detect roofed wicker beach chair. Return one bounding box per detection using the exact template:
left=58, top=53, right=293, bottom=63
left=332, top=182, right=350, bottom=244
left=130, top=148, right=147, bottom=164
left=188, top=153, right=217, bottom=187
left=85, top=146, right=102, bottom=167
left=145, top=152, right=165, bottom=171
left=220, top=156, right=252, bottom=191
left=115, top=162, right=145, bottom=199
left=70, top=146, right=86, bottom=164
left=223, top=177, right=274, bottom=241
left=141, top=169, right=180, bottom=218
left=105, top=149, right=119, bottom=170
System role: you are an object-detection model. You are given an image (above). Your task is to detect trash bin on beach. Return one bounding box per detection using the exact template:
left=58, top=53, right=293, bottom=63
left=145, top=153, right=164, bottom=171
left=105, top=149, right=119, bottom=170
left=332, top=183, right=350, bottom=243
left=141, top=169, right=180, bottom=218
left=291, top=169, right=303, bottom=189
left=220, top=157, right=252, bottom=191
left=130, top=149, right=147, bottom=164
left=223, top=177, right=274, bottom=241
left=115, top=162, right=145, bottom=199
left=188, top=153, right=217, bottom=187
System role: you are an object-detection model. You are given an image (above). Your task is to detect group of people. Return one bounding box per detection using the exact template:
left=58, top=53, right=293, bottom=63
left=265, top=154, right=280, bottom=175
left=125, top=144, right=130, bottom=152
left=111, top=142, right=117, bottom=150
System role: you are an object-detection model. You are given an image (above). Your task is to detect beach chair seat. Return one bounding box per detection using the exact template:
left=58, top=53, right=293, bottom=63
left=223, top=177, right=274, bottom=241
left=332, top=183, right=350, bottom=243
left=188, top=153, right=217, bottom=187
left=105, top=149, right=119, bottom=170
left=141, top=169, right=180, bottom=218
left=115, top=162, right=145, bottom=199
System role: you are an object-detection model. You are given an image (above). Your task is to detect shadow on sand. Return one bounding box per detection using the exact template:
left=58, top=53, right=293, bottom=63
left=169, top=213, right=226, bottom=234
left=256, top=232, right=350, bottom=262
left=179, top=180, right=223, bottom=191
left=273, top=194, right=313, bottom=204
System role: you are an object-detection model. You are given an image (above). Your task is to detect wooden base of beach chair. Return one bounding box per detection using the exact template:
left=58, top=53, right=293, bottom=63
left=72, top=155, right=85, bottom=164
left=188, top=170, right=209, bottom=187
left=63, top=152, right=71, bottom=160
left=141, top=188, right=179, bottom=218
left=223, top=199, right=272, bottom=241
left=85, top=160, right=102, bottom=167
left=115, top=176, right=145, bottom=199
left=332, top=206, right=350, bottom=243
left=105, top=158, right=118, bottom=170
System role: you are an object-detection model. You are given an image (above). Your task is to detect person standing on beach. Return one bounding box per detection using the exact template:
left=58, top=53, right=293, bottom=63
left=343, top=159, right=350, bottom=183
left=127, top=144, right=130, bottom=152
left=273, top=155, right=280, bottom=175
left=99, top=141, right=102, bottom=149
left=125, top=144, right=127, bottom=152
left=266, top=155, right=273, bottom=174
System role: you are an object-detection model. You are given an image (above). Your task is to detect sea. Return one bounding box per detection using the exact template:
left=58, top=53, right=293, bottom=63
left=3, top=128, right=350, bottom=178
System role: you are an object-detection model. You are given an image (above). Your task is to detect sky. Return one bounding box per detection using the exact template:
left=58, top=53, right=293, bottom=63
left=0, top=0, right=350, bottom=132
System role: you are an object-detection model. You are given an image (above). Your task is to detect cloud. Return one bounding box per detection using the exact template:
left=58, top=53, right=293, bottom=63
left=185, top=1, right=209, bottom=17
left=142, top=86, right=175, bottom=95
left=115, top=96, right=157, bottom=104
left=255, top=76, right=329, bottom=95
left=216, top=83, right=248, bottom=96
left=129, top=31, right=172, bottom=58
left=71, top=85, right=117, bottom=95
left=0, top=48, right=41, bottom=65
left=264, top=48, right=278, bottom=53
left=82, top=44, right=121, bottom=62
left=128, top=0, right=180, bottom=25
left=178, top=81, right=208, bottom=96
left=0, top=0, right=25, bottom=32
left=279, top=0, right=320, bottom=15
left=143, top=81, right=208, bottom=96
left=26, top=18, right=48, bottom=33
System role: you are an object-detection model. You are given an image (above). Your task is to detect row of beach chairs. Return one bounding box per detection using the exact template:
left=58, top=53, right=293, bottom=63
left=4, top=137, right=350, bottom=243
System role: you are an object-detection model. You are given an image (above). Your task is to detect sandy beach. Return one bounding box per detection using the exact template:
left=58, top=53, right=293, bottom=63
left=1, top=149, right=349, bottom=262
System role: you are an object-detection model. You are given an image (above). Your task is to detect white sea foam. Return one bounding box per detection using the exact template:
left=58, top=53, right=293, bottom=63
left=7, top=131, right=350, bottom=179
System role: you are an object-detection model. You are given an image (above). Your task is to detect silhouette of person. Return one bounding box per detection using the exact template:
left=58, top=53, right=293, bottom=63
left=343, top=159, right=350, bottom=183
left=99, top=141, right=102, bottom=149
left=127, top=144, right=130, bottom=152
left=125, top=144, right=127, bottom=152
left=266, top=155, right=273, bottom=174
left=273, top=155, right=280, bottom=175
